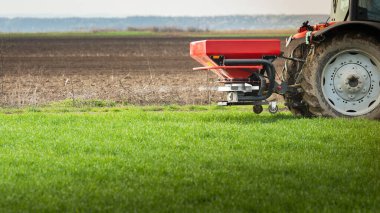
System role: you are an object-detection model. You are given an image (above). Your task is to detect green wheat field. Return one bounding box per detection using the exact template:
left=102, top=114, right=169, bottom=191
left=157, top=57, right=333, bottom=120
left=0, top=102, right=379, bottom=212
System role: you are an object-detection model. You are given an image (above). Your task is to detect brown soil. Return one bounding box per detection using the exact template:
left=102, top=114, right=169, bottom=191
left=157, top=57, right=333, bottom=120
left=0, top=36, right=286, bottom=106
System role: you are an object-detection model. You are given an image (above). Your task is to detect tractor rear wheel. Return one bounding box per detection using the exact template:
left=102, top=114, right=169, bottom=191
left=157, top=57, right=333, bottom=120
left=301, top=33, right=380, bottom=119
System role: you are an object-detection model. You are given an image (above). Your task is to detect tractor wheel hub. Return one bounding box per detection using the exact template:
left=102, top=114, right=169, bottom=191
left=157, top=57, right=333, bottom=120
left=334, top=64, right=370, bottom=101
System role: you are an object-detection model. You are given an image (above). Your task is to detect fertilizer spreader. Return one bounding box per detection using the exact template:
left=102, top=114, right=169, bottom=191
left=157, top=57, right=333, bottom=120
left=190, top=39, right=283, bottom=114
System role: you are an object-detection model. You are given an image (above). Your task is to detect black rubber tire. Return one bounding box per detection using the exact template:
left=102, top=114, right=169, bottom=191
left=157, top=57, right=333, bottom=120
left=253, top=105, right=263, bottom=114
left=301, top=33, right=380, bottom=119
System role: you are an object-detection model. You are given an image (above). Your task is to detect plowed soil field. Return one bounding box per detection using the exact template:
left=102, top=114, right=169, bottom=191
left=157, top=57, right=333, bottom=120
left=0, top=37, right=285, bottom=106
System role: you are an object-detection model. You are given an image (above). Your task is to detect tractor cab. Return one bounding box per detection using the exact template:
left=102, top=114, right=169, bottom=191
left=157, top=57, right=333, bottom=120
left=331, top=0, right=380, bottom=22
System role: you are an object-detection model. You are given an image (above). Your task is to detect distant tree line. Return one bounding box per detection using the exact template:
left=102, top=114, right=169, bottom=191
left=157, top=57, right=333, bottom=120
left=0, top=15, right=328, bottom=33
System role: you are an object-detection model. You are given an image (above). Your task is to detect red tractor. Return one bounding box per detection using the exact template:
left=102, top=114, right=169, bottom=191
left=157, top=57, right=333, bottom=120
left=190, top=0, right=380, bottom=119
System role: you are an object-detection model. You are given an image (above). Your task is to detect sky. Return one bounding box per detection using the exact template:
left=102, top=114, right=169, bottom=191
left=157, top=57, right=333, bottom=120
left=0, top=0, right=331, bottom=17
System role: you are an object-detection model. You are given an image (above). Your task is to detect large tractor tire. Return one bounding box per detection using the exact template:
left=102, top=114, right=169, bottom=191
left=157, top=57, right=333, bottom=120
left=301, top=33, right=380, bottom=119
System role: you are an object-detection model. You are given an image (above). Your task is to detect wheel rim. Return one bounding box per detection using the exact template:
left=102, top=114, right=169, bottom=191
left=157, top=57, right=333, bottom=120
left=322, top=50, right=380, bottom=116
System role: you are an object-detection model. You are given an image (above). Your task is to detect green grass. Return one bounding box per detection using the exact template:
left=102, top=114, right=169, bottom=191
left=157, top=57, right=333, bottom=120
left=0, top=104, right=379, bottom=212
left=190, top=33, right=292, bottom=38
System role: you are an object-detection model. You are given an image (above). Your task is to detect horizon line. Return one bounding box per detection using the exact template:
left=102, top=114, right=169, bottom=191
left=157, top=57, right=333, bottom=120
left=0, top=14, right=329, bottom=19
